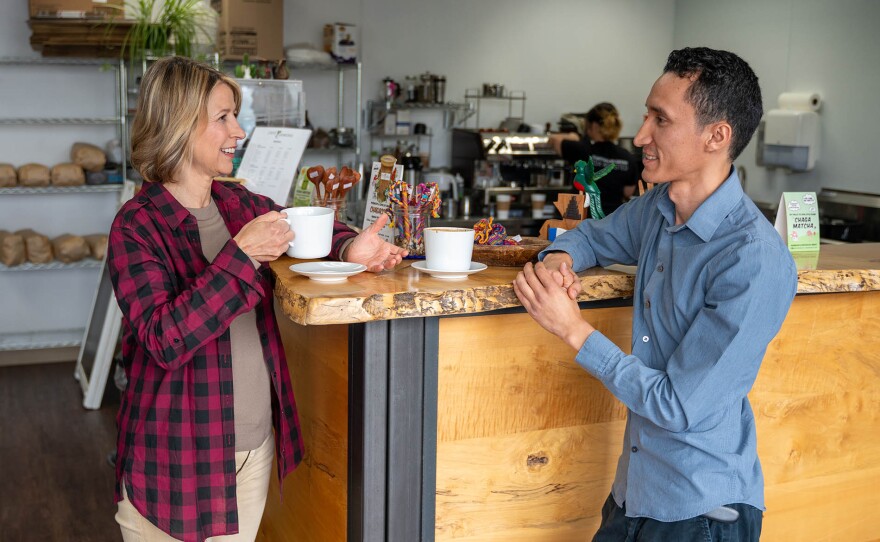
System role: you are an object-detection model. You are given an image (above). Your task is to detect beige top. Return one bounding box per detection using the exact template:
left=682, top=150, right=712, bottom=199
left=188, top=200, right=272, bottom=452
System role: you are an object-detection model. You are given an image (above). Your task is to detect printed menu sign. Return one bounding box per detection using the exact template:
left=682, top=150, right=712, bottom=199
left=361, top=160, right=403, bottom=243
left=237, top=127, right=311, bottom=206
left=774, top=192, right=820, bottom=252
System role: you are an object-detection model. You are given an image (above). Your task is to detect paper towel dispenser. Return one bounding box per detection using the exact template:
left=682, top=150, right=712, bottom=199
left=758, top=108, right=820, bottom=172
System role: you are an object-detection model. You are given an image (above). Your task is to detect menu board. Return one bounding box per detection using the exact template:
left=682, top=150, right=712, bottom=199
left=774, top=191, right=820, bottom=252
left=237, top=127, right=311, bottom=206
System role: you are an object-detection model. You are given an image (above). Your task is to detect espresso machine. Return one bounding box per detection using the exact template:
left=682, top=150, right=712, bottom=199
left=450, top=129, right=567, bottom=234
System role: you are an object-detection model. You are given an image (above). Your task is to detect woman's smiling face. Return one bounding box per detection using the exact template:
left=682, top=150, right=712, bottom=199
left=189, top=83, right=244, bottom=179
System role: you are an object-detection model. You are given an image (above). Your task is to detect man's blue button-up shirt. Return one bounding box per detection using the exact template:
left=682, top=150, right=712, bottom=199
left=542, top=169, right=798, bottom=521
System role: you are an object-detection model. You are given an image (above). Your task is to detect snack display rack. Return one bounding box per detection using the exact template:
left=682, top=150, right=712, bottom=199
left=0, top=57, right=128, bottom=353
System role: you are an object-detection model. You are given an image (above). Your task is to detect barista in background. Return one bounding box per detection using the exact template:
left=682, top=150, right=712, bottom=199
left=548, top=103, right=639, bottom=214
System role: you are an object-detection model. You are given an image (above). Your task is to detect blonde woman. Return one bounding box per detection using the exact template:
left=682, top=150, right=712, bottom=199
left=549, top=102, right=639, bottom=213
left=108, top=56, right=405, bottom=542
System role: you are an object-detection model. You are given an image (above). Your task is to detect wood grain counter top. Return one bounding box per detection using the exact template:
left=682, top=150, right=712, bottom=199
left=271, top=243, right=880, bottom=326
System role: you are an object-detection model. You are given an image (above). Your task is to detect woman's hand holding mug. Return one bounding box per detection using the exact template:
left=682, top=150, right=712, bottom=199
left=234, top=211, right=294, bottom=263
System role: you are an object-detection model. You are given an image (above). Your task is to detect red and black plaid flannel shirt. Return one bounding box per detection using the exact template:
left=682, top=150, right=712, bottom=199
left=107, top=180, right=357, bottom=541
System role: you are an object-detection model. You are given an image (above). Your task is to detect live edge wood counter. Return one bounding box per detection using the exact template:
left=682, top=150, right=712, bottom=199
left=258, top=244, right=880, bottom=542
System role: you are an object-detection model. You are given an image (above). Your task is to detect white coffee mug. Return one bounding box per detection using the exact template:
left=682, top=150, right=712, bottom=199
left=281, top=206, right=334, bottom=259
left=424, top=227, right=474, bottom=272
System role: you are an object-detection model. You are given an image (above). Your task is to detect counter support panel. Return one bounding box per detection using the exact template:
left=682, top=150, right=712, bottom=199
left=348, top=318, right=439, bottom=542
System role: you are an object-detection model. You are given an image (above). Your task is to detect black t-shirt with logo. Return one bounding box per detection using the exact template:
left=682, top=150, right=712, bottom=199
left=560, top=139, right=640, bottom=214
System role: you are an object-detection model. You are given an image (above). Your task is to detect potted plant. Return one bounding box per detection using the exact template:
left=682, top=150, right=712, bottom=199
left=122, top=0, right=217, bottom=63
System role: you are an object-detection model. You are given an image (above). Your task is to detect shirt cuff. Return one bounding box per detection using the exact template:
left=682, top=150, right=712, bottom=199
left=574, top=330, right=622, bottom=379
left=337, top=238, right=355, bottom=261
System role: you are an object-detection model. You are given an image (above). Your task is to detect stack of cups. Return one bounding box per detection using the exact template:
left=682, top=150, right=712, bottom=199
left=495, top=194, right=512, bottom=220
left=531, top=193, right=546, bottom=219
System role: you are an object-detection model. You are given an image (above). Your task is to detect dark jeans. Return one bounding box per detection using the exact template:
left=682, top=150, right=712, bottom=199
left=592, top=493, right=763, bottom=542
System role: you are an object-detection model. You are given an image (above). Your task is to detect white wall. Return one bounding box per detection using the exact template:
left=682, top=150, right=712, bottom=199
left=673, top=0, right=880, bottom=205
left=284, top=0, right=675, bottom=168
left=3, top=0, right=876, bottom=198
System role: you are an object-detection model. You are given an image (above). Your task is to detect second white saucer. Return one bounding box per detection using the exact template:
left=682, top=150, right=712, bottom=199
left=411, top=261, right=488, bottom=280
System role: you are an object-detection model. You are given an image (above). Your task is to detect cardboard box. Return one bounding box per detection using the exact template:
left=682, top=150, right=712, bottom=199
left=323, top=22, right=357, bottom=63
left=395, top=110, right=411, bottom=135
left=212, top=0, right=283, bottom=61
left=29, top=0, right=122, bottom=19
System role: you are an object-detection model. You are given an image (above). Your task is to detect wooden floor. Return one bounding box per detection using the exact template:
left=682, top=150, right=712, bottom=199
left=0, top=361, right=121, bottom=542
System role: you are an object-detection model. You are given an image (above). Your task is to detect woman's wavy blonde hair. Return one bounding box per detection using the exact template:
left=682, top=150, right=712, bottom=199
left=586, top=102, right=623, bottom=142
left=130, top=56, right=241, bottom=184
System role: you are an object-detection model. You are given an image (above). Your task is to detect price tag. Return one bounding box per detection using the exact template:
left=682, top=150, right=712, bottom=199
left=774, top=192, right=820, bottom=252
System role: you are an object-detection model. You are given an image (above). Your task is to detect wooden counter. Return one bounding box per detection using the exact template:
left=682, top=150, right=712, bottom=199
left=259, top=243, right=880, bottom=542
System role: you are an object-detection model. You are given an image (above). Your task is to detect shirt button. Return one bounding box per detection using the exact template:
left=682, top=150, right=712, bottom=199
left=657, top=264, right=664, bottom=272
left=642, top=336, right=649, bottom=343
left=632, top=446, right=638, bottom=453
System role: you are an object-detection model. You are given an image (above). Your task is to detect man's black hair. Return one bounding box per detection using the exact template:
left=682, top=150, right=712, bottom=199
left=664, top=47, right=763, bottom=161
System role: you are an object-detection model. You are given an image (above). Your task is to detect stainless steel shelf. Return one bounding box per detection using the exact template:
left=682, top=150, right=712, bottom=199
left=818, top=189, right=880, bottom=209
left=0, top=259, right=103, bottom=272
left=0, top=184, right=123, bottom=195
left=390, top=102, right=471, bottom=110
left=369, top=131, right=434, bottom=139
left=288, top=61, right=360, bottom=72
left=304, top=147, right=358, bottom=155
left=464, top=90, right=527, bottom=129
left=0, top=117, right=118, bottom=125
left=0, top=328, right=84, bottom=351
left=366, top=100, right=474, bottom=131
left=464, top=91, right=527, bottom=101
left=0, top=56, right=110, bottom=66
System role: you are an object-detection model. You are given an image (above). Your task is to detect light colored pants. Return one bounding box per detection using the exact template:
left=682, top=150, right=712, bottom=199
left=115, top=434, right=274, bottom=542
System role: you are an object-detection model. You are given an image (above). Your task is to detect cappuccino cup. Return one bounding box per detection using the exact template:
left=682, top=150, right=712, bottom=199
left=424, top=227, right=474, bottom=272
left=281, top=206, right=334, bottom=259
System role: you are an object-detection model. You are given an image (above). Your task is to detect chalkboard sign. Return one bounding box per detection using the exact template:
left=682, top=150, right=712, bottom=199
left=75, top=180, right=135, bottom=410
left=74, top=258, right=122, bottom=410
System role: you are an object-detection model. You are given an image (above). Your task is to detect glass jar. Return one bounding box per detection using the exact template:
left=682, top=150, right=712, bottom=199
left=392, top=204, right=430, bottom=256
left=312, top=193, right=347, bottom=223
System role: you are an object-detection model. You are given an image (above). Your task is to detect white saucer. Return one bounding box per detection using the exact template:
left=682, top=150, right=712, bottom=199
left=411, top=261, right=488, bottom=280
left=289, top=261, right=367, bottom=282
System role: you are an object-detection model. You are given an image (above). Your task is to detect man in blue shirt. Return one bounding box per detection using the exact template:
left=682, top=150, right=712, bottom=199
left=513, top=47, right=798, bottom=541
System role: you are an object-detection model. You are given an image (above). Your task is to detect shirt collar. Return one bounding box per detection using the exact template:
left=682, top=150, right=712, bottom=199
left=140, top=180, right=241, bottom=229
left=656, top=166, right=743, bottom=242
